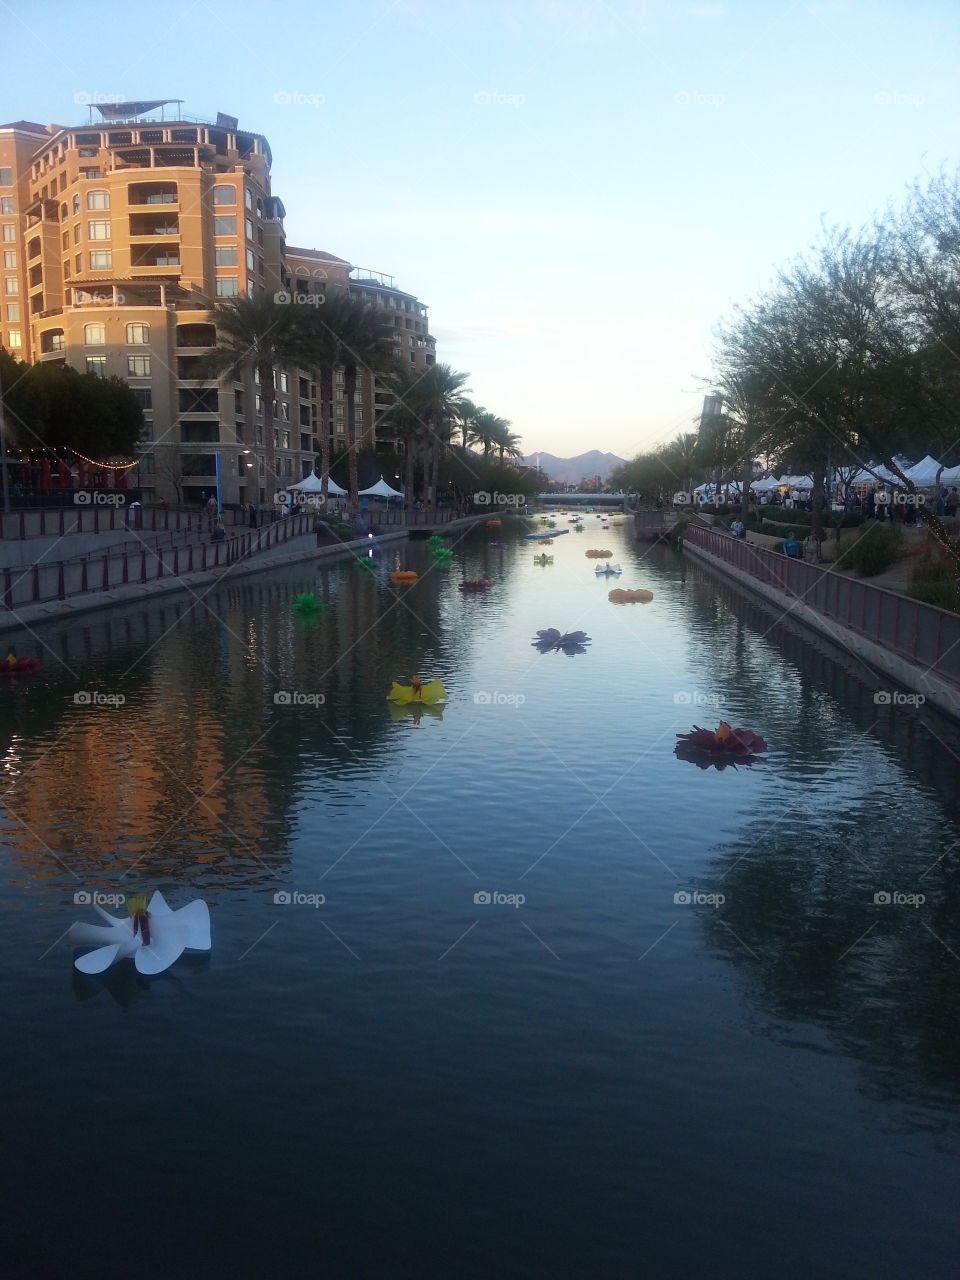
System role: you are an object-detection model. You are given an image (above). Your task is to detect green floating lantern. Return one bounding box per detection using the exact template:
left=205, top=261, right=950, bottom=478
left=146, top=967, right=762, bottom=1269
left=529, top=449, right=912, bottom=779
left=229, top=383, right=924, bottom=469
left=547, top=521, right=557, bottom=528
left=432, top=548, right=453, bottom=564
left=575, top=524, right=584, bottom=532
left=355, top=558, right=376, bottom=575
left=293, top=592, right=327, bottom=616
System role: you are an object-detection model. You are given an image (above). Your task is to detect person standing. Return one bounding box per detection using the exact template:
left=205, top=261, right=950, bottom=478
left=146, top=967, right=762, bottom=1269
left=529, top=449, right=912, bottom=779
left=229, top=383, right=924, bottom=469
left=206, top=494, right=218, bottom=532
left=946, top=488, right=959, bottom=518
left=248, top=503, right=258, bottom=529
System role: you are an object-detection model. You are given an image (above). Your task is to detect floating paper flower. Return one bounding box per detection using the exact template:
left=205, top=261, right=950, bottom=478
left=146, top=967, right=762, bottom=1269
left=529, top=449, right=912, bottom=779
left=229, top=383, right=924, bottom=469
left=585, top=550, right=612, bottom=558
left=458, top=579, right=491, bottom=592
left=533, top=554, right=553, bottom=565
left=674, top=722, right=767, bottom=770
left=594, top=563, right=622, bottom=576
left=532, top=628, right=591, bottom=655
left=391, top=570, right=418, bottom=583
left=355, top=557, right=377, bottom=574
left=293, top=592, right=327, bottom=615
left=608, top=587, right=653, bottom=603
left=387, top=676, right=447, bottom=704
left=68, top=890, right=211, bottom=975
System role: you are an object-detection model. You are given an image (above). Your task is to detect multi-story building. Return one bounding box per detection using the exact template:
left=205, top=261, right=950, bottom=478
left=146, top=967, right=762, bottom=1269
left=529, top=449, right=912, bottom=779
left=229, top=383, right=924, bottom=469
left=0, top=103, right=437, bottom=505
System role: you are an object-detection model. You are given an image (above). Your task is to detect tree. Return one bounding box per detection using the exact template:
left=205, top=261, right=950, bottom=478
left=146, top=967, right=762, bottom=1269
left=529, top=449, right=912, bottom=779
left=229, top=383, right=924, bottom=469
left=204, top=293, right=307, bottom=501
left=406, top=363, right=471, bottom=515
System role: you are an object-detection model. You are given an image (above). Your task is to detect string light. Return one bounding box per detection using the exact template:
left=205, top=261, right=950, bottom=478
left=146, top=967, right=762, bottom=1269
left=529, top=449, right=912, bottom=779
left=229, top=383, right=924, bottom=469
left=69, top=450, right=139, bottom=471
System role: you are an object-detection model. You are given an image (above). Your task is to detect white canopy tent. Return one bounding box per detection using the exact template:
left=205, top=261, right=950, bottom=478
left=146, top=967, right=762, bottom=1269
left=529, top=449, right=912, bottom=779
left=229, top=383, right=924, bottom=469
left=358, top=476, right=404, bottom=499
left=751, top=476, right=781, bottom=491
left=777, top=475, right=814, bottom=490
left=288, top=472, right=347, bottom=497
left=904, top=455, right=946, bottom=487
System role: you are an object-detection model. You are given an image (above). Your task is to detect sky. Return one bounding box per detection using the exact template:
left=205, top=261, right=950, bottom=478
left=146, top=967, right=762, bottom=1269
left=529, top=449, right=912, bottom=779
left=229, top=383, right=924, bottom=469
left=7, top=0, right=960, bottom=460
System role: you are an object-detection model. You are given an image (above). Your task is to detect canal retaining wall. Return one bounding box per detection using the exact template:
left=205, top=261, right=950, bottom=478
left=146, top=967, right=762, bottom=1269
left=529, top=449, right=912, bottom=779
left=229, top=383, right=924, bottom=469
left=684, top=528, right=960, bottom=722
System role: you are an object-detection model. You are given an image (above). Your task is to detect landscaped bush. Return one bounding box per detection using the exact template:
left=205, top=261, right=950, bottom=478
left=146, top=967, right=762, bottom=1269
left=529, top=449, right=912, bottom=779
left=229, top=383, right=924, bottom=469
left=758, top=507, right=863, bottom=529
left=833, top=524, right=901, bottom=576
left=909, top=559, right=960, bottom=613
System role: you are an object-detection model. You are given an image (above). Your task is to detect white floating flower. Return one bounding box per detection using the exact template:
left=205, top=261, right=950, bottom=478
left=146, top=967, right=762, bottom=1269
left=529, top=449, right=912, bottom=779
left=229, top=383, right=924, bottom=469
left=68, top=891, right=211, bottom=975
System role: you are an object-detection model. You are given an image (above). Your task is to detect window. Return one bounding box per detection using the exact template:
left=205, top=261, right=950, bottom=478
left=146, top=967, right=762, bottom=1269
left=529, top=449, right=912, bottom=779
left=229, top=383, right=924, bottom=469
left=335, top=388, right=344, bottom=402
left=336, top=403, right=344, bottom=418
left=280, top=403, right=290, bottom=422
left=213, top=216, right=236, bottom=236
left=72, top=194, right=80, bottom=215
left=89, top=250, right=112, bottom=270
left=7, top=329, right=21, bottom=348
left=245, top=218, right=253, bottom=240
left=74, top=224, right=81, bottom=244
left=5, top=303, right=19, bottom=321
left=127, top=355, right=151, bottom=376
left=255, top=394, right=264, bottom=417
left=212, top=185, right=234, bottom=205
left=86, top=190, right=109, bottom=210
left=84, top=323, right=105, bottom=345
left=0, top=198, right=13, bottom=215
left=335, top=369, right=344, bottom=385
left=62, top=231, right=69, bottom=250
left=75, top=254, right=81, bottom=273
left=3, top=251, right=15, bottom=269
left=139, top=453, right=155, bottom=473
left=0, top=168, right=11, bottom=186
left=356, top=409, right=363, bottom=424
left=80, top=169, right=101, bottom=180
left=126, top=322, right=149, bottom=344
left=336, top=421, right=344, bottom=434
left=215, top=277, right=238, bottom=296
left=88, top=220, right=110, bottom=239
left=245, top=248, right=254, bottom=271
left=132, top=387, right=152, bottom=410
left=282, top=430, right=290, bottom=449
left=78, top=147, right=98, bottom=158
left=256, top=198, right=263, bottom=218
left=1, top=225, right=14, bottom=242
left=86, top=356, right=106, bottom=376
left=4, top=277, right=18, bottom=295
left=244, top=188, right=252, bottom=210
left=279, top=372, right=288, bottom=392
left=214, top=247, right=236, bottom=265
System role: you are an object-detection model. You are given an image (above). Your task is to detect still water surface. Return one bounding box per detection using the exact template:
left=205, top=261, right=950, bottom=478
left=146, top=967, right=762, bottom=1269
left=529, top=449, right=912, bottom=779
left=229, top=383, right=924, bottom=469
left=2, top=520, right=959, bottom=1279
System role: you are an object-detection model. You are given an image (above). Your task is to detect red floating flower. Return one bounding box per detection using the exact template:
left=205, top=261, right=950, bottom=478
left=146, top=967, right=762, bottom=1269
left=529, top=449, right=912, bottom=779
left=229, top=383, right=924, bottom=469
left=674, top=722, right=767, bottom=769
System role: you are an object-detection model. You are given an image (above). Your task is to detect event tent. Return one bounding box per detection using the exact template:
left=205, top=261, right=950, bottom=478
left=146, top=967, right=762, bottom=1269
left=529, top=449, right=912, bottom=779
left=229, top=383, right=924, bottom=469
left=904, top=455, right=946, bottom=487
left=751, top=476, right=781, bottom=491
left=289, top=472, right=347, bottom=496
left=358, top=476, right=403, bottom=499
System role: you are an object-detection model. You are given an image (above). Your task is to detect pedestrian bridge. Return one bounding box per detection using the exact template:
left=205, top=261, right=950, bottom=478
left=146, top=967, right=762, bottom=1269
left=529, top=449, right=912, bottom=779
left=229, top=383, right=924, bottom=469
left=537, top=493, right=626, bottom=508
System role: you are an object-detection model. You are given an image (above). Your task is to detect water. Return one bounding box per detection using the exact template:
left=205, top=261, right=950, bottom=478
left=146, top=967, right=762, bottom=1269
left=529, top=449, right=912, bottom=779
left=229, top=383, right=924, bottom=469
left=3, top=519, right=959, bottom=1279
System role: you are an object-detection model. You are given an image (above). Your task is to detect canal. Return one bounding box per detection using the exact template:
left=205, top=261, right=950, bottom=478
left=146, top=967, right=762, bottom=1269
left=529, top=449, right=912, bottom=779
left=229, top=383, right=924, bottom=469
left=2, top=518, right=959, bottom=1279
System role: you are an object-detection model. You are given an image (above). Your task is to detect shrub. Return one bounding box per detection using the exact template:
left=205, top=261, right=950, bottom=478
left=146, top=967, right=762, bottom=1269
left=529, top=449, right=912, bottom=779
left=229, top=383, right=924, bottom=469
left=833, top=524, right=901, bottom=576
left=909, top=559, right=960, bottom=612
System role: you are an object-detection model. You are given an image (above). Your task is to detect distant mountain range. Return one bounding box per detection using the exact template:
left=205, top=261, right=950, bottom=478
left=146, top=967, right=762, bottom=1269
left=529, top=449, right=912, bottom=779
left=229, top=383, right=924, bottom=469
left=521, top=450, right=626, bottom=486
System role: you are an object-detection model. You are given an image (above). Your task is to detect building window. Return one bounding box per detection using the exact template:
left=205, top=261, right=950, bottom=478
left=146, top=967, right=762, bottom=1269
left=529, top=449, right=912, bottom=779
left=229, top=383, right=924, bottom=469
left=126, top=322, right=149, bottom=344
left=282, top=430, right=290, bottom=449
left=245, top=248, right=254, bottom=271
left=335, top=404, right=344, bottom=418
left=80, top=169, right=101, bottom=180
left=279, top=372, right=288, bottom=392
left=213, top=216, right=236, bottom=236
left=86, top=356, right=106, bottom=376
left=212, top=185, right=234, bottom=205
left=89, top=250, right=112, bottom=270
left=73, top=224, right=81, bottom=244
left=88, top=220, right=110, bottom=240
left=3, top=278, right=18, bottom=295
left=139, top=453, right=155, bottom=473
left=3, top=251, right=15, bottom=269
left=214, top=247, right=236, bottom=265
left=1, top=225, right=15, bottom=242
left=62, top=231, right=69, bottom=250
left=127, top=355, right=151, bottom=376
left=132, top=387, right=152, bottom=410
left=256, top=198, right=263, bottom=218
left=215, top=277, right=238, bottom=297
left=77, top=147, right=98, bottom=158
left=244, top=188, right=252, bottom=210
left=255, top=394, right=263, bottom=417
left=86, top=190, right=109, bottom=210
left=0, top=168, right=11, bottom=186
left=335, top=388, right=344, bottom=402
left=280, top=403, right=290, bottom=422
left=356, top=409, right=363, bottom=424
left=0, top=198, right=13, bottom=215
left=245, top=218, right=253, bottom=240
left=336, top=421, right=344, bottom=434
left=5, top=303, right=19, bottom=321
left=7, top=329, right=21, bottom=348
left=75, top=254, right=81, bottom=273
left=84, top=322, right=105, bottom=345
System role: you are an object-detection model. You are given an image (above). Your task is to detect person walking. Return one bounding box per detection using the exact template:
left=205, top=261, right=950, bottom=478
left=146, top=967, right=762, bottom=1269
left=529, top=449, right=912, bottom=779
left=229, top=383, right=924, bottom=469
left=206, top=494, right=218, bottom=533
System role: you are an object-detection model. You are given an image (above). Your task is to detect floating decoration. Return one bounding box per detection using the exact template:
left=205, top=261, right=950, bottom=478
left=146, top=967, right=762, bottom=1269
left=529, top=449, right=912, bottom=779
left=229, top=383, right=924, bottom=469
left=574, top=523, right=584, bottom=532
left=488, top=541, right=506, bottom=549
left=69, top=890, right=211, bottom=975
left=485, top=520, right=502, bottom=529
left=458, top=578, right=491, bottom=592
left=431, top=548, right=453, bottom=564
left=547, top=521, right=557, bottom=528
left=292, top=591, right=327, bottom=616
left=608, top=588, right=653, bottom=603
left=674, top=722, right=768, bottom=770
left=594, top=563, right=622, bottom=576
left=426, top=535, right=447, bottom=551
left=1, top=648, right=41, bottom=676
left=355, top=557, right=377, bottom=574
left=387, top=676, right=447, bottom=704
left=391, top=570, right=419, bottom=584
left=585, top=549, right=613, bottom=558
left=533, top=554, right=554, bottom=565
left=525, top=530, right=568, bottom=541
left=532, top=628, right=591, bottom=656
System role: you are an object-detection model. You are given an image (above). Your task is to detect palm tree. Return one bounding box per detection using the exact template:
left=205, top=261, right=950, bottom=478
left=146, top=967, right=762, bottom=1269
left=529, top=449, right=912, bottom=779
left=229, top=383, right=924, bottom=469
left=489, top=421, right=522, bottom=461
left=377, top=366, right=425, bottom=522
left=204, top=294, right=306, bottom=503
left=408, top=364, right=471, bottom=515
left=454, top=397, right=483, bottom=450
left=469, top=411, right=509, bottom=459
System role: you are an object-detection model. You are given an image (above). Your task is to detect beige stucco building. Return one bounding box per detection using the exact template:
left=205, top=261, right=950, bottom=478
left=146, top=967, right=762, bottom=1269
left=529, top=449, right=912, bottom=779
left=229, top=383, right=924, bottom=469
left=0, top=105, right=436, bottom=504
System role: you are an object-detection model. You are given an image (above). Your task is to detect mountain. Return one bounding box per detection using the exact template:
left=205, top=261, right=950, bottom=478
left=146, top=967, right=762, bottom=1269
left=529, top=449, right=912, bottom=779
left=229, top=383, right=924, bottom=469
left=521, top=450, right=626, bottom=486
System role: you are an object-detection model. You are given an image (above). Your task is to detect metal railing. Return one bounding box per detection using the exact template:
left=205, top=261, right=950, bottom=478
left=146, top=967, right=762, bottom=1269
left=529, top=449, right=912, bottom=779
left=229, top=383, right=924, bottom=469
left=685, top=523, right=960, bottom=687
left=1, top=512, right=315, bottom=611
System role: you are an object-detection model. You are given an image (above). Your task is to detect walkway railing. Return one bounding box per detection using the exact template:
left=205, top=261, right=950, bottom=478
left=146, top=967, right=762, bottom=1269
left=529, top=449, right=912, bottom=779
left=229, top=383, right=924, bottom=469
left=685, top=523, right=960, bottom=688
left=1, top=512, right=314, bottom=611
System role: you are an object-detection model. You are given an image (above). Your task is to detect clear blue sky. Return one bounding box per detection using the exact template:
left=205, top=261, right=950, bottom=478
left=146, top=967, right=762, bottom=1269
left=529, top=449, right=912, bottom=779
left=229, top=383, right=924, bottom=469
left=7, top=0, right=959, bottom=459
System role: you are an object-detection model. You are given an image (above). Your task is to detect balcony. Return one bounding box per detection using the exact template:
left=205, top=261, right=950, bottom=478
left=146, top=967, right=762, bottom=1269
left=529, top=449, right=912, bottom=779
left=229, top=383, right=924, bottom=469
left=127, top=182, right=178, bottom=207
